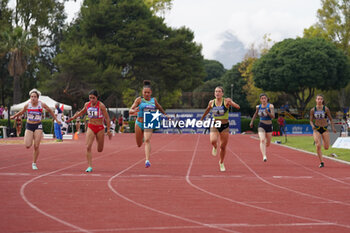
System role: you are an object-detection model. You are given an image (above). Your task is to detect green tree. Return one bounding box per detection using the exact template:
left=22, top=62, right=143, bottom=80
left=51, top=0, right=204, bottom=107
left=0, top=0, right=13, bottom=104
left=0, top=27, right=38, bottom=104
left=202, top=59, right=226, bottom=82
left=304, top=0, right=350, bottom=109
left=252, top=37, right=350, bottom=113
left=221, top=63, right=251, bottom=114
left=192, top=79, right=222, bottom=108
left=143, top=0, right=172, bottom=14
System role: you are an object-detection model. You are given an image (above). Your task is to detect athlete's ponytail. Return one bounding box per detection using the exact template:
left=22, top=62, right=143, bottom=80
left=88, top=89, right=99, bottom=98
left=143, top=80, right=151, bottom=89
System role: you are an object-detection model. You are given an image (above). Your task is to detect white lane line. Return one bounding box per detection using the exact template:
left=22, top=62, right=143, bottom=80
left=272, top=153, right=350, bottom=186
left=20, top=145, right=136, bottom=233
left=185, top=135, right=346, bottom=229
left=107, top=135, right=242, bottom=233
left=23, top=222, right=334, bottom=233
left=272, top=176, right=313, bottom=179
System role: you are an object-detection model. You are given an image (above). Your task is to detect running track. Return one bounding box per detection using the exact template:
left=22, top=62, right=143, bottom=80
left=0, top=134, right=349, bottom=233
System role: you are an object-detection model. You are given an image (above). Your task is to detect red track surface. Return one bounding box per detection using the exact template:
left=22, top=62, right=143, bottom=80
left=0, top=134, right=349, bottom=233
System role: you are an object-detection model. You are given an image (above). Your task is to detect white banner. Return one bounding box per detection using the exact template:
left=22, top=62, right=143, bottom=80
left=332, top=137, right=350, bottom=149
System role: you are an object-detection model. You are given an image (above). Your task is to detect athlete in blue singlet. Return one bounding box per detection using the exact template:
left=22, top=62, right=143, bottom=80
left=129, top=80, right=168, bottom=168
left=250, top=93, right=275, bottom=162
left=309, top=94, right=336, bottom=168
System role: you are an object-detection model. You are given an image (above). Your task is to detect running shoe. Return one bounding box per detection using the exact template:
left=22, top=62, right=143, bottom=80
left=85, top=167, right=93, bottom=172
left=32, top=163, right=38, bottom=170
left=319, top=162, right=324, bottom=168
left=219, top=161, right=226, bottom=172
left=263, top=156, right=267, bottom=162
left=212, top=147, right=217, bottom=156
left=145, top=160, right=151, bottom=168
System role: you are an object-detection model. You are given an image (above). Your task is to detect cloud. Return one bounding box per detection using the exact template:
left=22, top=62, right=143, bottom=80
left=214, top=31, right=247, bottom=69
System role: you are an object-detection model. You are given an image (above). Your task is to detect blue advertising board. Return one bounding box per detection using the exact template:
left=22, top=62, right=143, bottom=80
left=284, top=124, right=313, bottom=134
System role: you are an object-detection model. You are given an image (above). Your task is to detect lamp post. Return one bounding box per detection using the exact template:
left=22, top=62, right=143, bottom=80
left=230, top=84, right=234, bottom=112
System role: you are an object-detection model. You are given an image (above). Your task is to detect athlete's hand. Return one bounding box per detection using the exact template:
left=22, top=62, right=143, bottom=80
left=249, top=122, right=253, bottom=128
left=333, top=128, right=337, bottom=133
left=107, top=131, right=112, bottom=140
left=165, top=114, right=171, bottom=121
left=56, top=120, right=62, bottom=125
left=66, top=118, right=72, bottom=123
left=10, top=115, right=15, bottom=120
left=235, top=103, right=240, bottom=110
left=130, top=107, right=140, bottom=114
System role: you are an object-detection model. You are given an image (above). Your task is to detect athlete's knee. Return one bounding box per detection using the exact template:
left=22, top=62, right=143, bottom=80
left=144, top=137, right=151, bottom=144
left=220, top=144, right=226, bottom=151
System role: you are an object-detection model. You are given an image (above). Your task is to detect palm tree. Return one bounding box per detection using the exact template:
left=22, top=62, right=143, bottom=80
left=0, top=27, right=38, bottom=104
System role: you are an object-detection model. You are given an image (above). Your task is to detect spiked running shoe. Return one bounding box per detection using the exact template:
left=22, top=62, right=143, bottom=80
left=145, top=160, right=151, bottom=168
left=219, top=161, right=226, bottom=172
left=212, top=147, right=217, bottom=156
left=263, top=156, right=267, bottom=162
left=85, top=167, right=93, bottom=172
left=319, top=162, right=324, bottom=168
left=32, top=163, right=38, bottom=170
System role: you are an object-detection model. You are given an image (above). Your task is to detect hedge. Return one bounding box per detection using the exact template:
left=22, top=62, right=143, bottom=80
left=0, top=119, right=55, bottom=137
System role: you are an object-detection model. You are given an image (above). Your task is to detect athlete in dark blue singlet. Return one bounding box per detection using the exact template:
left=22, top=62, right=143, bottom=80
left=250, top=93, right=275, bottom=162
left=309, top=94, right=336, bottom=168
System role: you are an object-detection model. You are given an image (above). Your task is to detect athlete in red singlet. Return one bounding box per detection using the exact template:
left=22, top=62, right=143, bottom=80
left=67, top=90, right=112, bottom=172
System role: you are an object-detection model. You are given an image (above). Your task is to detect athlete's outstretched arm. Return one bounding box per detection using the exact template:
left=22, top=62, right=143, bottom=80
left=309, top=108, right=316, bottom=129
left=42, top=102, right=61, bottom=124
left=154, top=98, right=169, bottom=118
left=129, top=97, right=141, bottom=115
left=200, top=100, right=213, bottom=121
left=325, top=107, right=336, bottom=133
left=250, top=106, right=259, bottom=128
left=10, top=104, right=28, bottom=119
left=100, top=102, right=112, bottom=139
left=67, top=103, right=88, bottom=123
left=226, top=98, right=240, bottom=109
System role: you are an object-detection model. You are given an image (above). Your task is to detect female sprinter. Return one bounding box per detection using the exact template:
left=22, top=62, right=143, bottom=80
left=200, top=86, right=240, bottom=172
left=250, top=93, right=275, bottom=162
left=309, top=94, right=336, bottom=168
left=67, top=90, right=112, bottom=172
left=129, top=80, right=168, bottom=168
left=10, top=89, right=61, bottom=170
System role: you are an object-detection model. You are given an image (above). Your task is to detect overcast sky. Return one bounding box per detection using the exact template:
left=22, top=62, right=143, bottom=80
left=65, top=0, right=321, bottom=68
